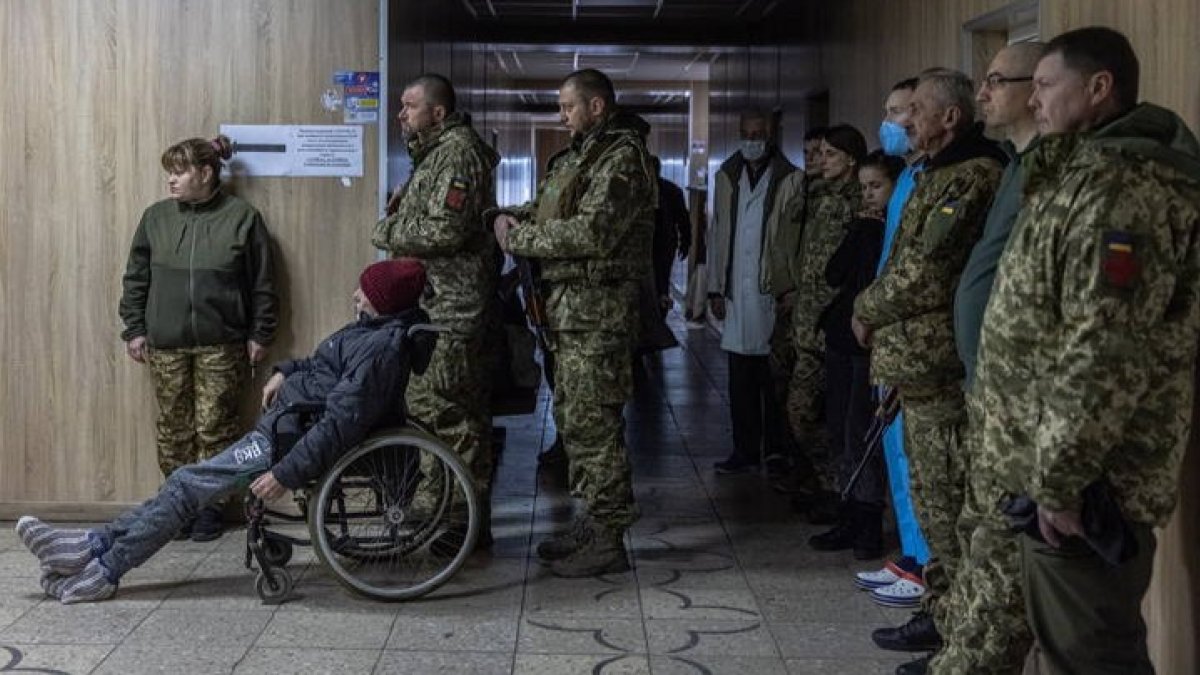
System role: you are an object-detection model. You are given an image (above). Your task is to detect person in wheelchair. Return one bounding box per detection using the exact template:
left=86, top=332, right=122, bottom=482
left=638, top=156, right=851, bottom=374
left=15, top=258, right=429, bottom=604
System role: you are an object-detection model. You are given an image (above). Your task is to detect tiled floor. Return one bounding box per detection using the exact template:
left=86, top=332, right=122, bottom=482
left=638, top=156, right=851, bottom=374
left=0, top=312, right=914, bottom=674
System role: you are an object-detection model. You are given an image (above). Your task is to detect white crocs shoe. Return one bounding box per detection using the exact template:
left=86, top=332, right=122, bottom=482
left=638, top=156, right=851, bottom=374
left=870, top=576, right=926, bottom=608
left=854, top=557, right=920, bottom=591
left=855, top=564, right=901, bottom=590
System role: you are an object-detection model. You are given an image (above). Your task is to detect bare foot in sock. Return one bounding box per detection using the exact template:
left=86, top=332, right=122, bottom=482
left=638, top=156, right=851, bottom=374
left=59, top=559, right=117, bottom=605
left=16, top=516, right=94, bottom=575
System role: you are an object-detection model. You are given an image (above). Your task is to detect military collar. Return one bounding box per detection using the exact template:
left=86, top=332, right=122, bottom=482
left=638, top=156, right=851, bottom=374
left=408, top=112, right=470, bottom=163
left=924, top=122, right=1007, bottom=170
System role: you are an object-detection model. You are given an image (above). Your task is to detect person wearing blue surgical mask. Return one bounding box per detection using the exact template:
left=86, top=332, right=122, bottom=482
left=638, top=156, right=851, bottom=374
left=706, top=109, right=806, bottom=478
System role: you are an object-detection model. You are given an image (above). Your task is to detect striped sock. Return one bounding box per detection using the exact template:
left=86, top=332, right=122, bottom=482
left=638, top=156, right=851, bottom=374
left=58, top=559, right=118, bottom=605
left=39, top=569, right=70, bottom=599
left=15, top=516, right=94, bottom=575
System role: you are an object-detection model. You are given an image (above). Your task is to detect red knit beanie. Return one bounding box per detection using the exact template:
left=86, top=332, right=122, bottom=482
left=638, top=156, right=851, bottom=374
left=359, top=258, right=426, bottom=315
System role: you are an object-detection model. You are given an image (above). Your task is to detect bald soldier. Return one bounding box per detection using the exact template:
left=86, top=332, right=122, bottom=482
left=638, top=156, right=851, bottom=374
left=491, top=69, right=656, bottom=578
left=929, top=42, right=1046, bottom=675
left=372, top=73, right=500, bottom=545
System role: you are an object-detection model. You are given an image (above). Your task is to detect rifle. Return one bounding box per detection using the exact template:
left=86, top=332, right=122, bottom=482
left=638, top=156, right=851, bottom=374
left=841, top=387, right=901, bottom=502
left=514, top=256, right=556, bottom=390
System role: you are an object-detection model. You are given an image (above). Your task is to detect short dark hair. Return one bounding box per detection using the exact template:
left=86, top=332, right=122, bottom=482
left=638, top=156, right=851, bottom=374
left=859, top=150, right=905, bottom=182
left=822, top=124, right=868, bottom=163
left=804, top=126, right=829, bottom=143
left=1045, top=26, right=1139, bottom=110
left=740, top=107, right=769, bottom=127
left=892, top=78, right=919, bottom=92
left=407, top=73, right=456, bottom=113
left=562, top=68, right=617, bottom=107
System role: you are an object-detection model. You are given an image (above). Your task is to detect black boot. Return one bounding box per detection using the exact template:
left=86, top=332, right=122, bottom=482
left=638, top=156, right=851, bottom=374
left=871, top=611, right=942, bottom=652
left=852, top=502, right=884, bottom=560
left=536, top=513, right=589, bottom=561
left=895, top=655, right=931, bottom=675
left=808, top=503, right=855, bottom=551
left=804, top=491, right=841, bottom=525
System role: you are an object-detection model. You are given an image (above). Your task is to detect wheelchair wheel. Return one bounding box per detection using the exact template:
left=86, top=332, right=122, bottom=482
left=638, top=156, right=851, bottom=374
left=262, top=537, right=294, bottom=567
left=308, top=426, right=479, bottom=601
left=256, top=567, right=293, bottom=604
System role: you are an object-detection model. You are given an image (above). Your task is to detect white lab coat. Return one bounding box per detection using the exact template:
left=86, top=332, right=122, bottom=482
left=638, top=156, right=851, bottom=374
left=720, top=167, right=776, bottom=356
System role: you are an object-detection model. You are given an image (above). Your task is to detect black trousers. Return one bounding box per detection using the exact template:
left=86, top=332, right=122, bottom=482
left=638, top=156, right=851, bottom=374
left=824, top=348, right=884, bottom=505
left=727, top=351, right=788, bottom=462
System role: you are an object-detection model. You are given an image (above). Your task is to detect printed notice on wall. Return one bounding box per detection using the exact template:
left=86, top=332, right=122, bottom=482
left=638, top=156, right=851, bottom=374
left=219, top=124, right=363, bottom=177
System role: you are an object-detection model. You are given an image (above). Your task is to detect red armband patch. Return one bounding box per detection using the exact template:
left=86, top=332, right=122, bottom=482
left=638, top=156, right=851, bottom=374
left=1101, top=230, right=1140, bottom=291
left=444, top=176, right=470, bottom=212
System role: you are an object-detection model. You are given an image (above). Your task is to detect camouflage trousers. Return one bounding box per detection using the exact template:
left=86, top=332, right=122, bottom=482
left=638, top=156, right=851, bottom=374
left=407, top=332, right=493, bottom=500
left=930, top=391, right=1031, bottom=675
left=148, top=344, right=247, bottom=479
left=550, top=329, right=637, bottom=532
left=785, top=346, right=834, bottom=492
left=900, top=386, right=967, bottom=627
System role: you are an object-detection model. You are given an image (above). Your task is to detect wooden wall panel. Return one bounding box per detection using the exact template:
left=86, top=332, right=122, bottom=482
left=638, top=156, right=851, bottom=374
left=817, top=2, right=1199, bottom=672
left=0, top=0, right=380, bottom=509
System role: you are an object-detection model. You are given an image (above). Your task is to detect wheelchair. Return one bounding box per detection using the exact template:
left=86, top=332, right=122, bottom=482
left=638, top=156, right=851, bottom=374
left=242, top=324, right=481, bottom=605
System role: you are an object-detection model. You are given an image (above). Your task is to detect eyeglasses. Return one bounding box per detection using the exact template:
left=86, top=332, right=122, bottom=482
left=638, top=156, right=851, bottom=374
left=983, top=73, right=1034, bottom=89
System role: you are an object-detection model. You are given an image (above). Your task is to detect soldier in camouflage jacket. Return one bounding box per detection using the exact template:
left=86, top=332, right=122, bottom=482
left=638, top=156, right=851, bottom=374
left=975, top=29, right=1200, bottom=672
left=854, top=70, right=1005, bottom=644
left=373, top=75, right=500, bottom=540
left=491, top=70, right=656, bottom=578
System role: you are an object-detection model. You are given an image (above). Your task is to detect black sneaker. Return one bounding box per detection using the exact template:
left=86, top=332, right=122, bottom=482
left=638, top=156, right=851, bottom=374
left=713, top=455, right=759, bottom=475
left=871, top=611, right=942, bottom=652
left=808, top=520, right=855, bottom=551
left=190, top=506, right=224, bottom=542
left=896, top=655, right=931, bottom=675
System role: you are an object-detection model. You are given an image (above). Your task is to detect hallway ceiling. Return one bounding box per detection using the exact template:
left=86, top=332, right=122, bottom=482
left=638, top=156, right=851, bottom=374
left=460, top=0, right=795, bottom=22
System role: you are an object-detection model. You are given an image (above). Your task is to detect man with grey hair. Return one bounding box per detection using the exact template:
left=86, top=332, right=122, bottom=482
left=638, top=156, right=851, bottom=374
left=852, top=67, right=1006, bottom=675
left=930, top=42, right=1046, bottom=675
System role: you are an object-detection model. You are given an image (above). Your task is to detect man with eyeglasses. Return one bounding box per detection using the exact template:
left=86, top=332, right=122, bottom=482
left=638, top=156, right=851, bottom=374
left=928, top=41, right=1046, bottom=675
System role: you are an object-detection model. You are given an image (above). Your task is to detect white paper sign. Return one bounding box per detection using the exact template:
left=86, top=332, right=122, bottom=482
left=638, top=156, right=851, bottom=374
left=220, top=124, right=363, bottom=177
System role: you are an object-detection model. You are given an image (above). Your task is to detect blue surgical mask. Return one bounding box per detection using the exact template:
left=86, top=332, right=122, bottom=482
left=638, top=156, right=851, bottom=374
left=879, top=120, right=910, bottom=157
left=740, top=140, right=767, bottom=162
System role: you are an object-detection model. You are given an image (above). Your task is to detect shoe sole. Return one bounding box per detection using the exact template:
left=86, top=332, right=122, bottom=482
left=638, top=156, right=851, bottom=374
left=854, top=578, right=898, bottom=590
left=871, top=595, right=923, bottom=609
left=190, top=531, right=224, bottom=543
left=871, top=638, right=941, bottom=653
left=548, top=560, right=631, bottom=578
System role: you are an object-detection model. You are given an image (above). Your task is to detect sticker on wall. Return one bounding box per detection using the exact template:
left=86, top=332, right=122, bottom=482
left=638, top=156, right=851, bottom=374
left=339, top=71, right=380, bottom=124
left=321, top=88, right=343, bottom=113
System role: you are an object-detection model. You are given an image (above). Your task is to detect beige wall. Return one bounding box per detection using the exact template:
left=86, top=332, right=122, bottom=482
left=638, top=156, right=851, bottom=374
left=818, top=2, right=1199, bottom=672
left=0, top=0, right=380, bottom=513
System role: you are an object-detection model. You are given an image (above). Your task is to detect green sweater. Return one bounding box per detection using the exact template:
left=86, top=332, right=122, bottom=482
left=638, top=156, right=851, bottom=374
left=119, top=190, right=278, bottom=349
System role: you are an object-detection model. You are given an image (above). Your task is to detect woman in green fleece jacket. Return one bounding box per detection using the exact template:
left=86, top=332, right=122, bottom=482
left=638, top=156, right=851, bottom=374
left=118, top=135, right=278, bottom=541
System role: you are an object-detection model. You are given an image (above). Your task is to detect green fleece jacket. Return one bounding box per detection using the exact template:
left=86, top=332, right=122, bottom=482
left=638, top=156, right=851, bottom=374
left=119, top=189, right=278, bottom=349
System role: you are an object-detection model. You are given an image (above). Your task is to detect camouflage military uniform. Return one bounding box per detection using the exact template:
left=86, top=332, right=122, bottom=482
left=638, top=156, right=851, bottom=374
left=500, top=111, right=656, bottom=532
left=931, top=140, right=1034, bottom=675
left=373, top=113, right=500, bottom=499
left=148, top=344, right=247, bottom=477
left=855, top=125, right=1003, bottom=627
left=786, top=177, right=860, bottom=492
left=973, top=104, right=1200, bottom=674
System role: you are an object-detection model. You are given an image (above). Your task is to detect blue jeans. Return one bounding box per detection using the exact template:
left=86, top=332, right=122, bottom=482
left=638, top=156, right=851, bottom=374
left=93, top=432, right=273, bottom=578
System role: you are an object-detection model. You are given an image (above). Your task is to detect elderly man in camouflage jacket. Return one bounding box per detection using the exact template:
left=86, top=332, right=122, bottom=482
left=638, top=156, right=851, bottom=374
left=976, top=28, right=1200, bottom=674
left=373, top=74, right=500, bottom=545
left=491, top=69, right=656, bottom=578
left=852, top=68, right=1005, bottom=674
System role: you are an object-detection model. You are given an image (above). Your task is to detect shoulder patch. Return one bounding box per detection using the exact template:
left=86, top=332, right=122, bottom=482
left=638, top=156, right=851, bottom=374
left=1100, top=230, right=1140, bottom=291
left=444, top=176, right=470, bottom=212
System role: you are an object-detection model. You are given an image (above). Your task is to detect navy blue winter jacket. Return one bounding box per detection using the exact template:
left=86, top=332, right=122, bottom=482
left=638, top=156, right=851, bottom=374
left=256, top=308, right=428, bottom=488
